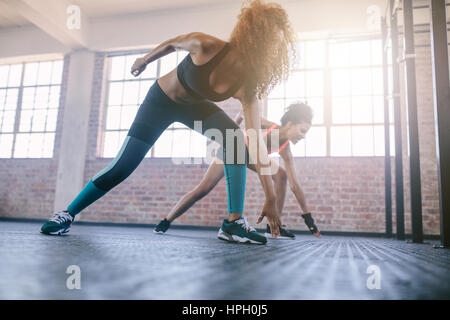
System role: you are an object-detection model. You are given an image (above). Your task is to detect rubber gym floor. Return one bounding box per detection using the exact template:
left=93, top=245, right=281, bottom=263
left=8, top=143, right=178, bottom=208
left=1, top=220, right=449, bottom=300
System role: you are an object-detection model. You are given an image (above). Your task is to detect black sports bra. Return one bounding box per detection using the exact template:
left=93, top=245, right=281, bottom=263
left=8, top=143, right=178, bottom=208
left=177, top=43, right=244, bottom=102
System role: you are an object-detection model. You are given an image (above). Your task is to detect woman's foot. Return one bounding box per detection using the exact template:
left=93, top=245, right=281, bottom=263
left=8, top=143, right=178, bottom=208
left=265, top=224, right=295, bottom=240
left=40, top=210, right=74, bottom=235
left=154, top=218, right=171, bottom=234
left=218, top=216, right=267, bottom=245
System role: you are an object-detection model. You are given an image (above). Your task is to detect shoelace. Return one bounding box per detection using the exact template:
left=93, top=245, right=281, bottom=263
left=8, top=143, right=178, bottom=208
left=49, top=211, right=73, bottom=224
left=236, top=217, right=256, bottom=232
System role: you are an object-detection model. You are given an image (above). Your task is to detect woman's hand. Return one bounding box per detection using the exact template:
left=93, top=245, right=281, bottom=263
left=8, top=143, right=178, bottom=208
left=130, top=57, right=147, bottom=77
left=257, top=198, right=281, bottom=238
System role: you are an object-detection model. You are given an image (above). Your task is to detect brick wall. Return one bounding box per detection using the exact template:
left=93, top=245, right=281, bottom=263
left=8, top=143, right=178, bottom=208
left=0, top=41, right=441, bottom=235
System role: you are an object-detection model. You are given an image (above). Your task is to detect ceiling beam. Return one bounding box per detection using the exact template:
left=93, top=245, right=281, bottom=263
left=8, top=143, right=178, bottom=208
left=1, top=0, right=89, bottom=49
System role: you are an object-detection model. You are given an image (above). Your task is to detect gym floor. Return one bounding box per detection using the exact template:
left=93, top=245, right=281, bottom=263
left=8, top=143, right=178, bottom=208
left=1, top=220, right=449, bottom=300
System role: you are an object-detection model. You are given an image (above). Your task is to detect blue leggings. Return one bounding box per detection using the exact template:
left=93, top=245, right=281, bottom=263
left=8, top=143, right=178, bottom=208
left=67, top=81, right=247, bottom=215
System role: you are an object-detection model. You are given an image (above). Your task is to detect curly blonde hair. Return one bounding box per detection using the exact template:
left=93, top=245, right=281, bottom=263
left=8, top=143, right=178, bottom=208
left=229, top=0, right=297, bottom=102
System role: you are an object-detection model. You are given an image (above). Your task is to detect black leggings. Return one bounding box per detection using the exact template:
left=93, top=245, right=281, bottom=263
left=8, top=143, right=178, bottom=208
left=67, top=81, right=247, bottom=215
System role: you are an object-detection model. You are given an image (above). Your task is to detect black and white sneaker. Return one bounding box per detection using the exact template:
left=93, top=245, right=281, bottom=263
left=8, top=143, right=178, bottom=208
left=265, top=224, right=296, bottom=240
left=154, top=218, right=171, bottom=234
left=40, top=210, right=74, bottom=235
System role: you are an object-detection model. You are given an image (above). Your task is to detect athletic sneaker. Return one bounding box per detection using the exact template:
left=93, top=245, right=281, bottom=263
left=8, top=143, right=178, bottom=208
left=218, top=216, right=267, bottom=245
left=40, top=210, right=74, bottom=235
left=265, top=224, right=295, bottom=240
left=154, top=218, right=171, bottom=234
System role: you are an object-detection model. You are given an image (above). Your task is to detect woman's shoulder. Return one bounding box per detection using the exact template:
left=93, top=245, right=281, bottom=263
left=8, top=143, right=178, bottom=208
left=189, top=33, right=227, bottom=53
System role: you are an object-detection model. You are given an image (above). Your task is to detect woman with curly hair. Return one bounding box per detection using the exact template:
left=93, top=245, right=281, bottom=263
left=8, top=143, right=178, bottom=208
left=41, top=0, right=297, bottom=245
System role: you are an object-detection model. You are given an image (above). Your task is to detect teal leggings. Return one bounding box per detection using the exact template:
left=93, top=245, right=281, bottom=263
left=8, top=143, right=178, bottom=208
left=67, top=82, right=247, bottom=215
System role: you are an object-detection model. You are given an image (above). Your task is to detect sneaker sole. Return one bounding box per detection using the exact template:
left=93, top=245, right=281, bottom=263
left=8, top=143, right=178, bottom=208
left=42, top=227, right=71, bottom=236
left=153, top=230, right=166, bottom=234
left=218, top=229, right=266, bottom=245
left=264, top=232, right=295, bottom=240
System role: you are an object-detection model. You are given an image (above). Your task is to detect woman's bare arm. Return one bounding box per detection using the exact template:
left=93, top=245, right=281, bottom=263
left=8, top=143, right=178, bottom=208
left=131, top=32, right=218, bottom=76
left=238, top=95, right=281, bottom=237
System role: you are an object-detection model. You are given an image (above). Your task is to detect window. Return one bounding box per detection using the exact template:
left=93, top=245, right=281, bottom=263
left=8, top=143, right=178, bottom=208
left=267, top=40, right=326, bottom=157
left=266, top=37, right=394, bottom=157
left=104, top=51, right=208, bottom=158
left=0, top=60, right=63, bottom=158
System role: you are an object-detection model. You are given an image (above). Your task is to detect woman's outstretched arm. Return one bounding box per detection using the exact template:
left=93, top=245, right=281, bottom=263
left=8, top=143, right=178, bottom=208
left=131, top=32, right=214, bottom=76
left=239, top=95, right=281, bottom=238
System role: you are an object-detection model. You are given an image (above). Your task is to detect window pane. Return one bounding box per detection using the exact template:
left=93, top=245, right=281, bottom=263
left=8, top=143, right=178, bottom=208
left=22, top=87, right=35, bottom=109
left=372, top=67, right=383, bottom=95
left=331, top=126, right=351, bottom=156
left=46, top=109, right=58, bottom=131
left=0, top=133, right=13, bottom=158
left=24, top=63, right=38, bottom=86
left=374, top=125, right=385, bottom=156
left=290, top=139, right=305, bottom=157
left=0, top=65, right=9, bottom=88
left=14, top=133, right=30, bottom=158
left=154, top=130, right=173, bottom=157
left=1, top=110, right=15, bottom=132
left=329, top=42, right=350, bottom=67
left=120, top=105, right=138, bottom=129
left=103, top=131, right=120, bottom=157
left=332, top=70, right=351, bottom=96
left=305, top=40, right=325, bottom=68
left=269, top=82, right=284, bottom=99
left=172, top=129, right=190, bottom=157
left=49, top=86, right=60, bottom=109
left=35, top=86, right=50, bottom=107
left=51, top=60, right=63, bottom=84
left=285, top=72, right=305, bottom=98
left=350, top=41, right=371, bottom=66
left=106, top=106, right=121, bottom=130
left=5, top=89, right=18, bottom=110
left=305, top=71, right=323, bottom=97
left=108, top=82, right=123, bottom=106
left=307, top=97, right=324, bottom=125
left=373, top=96, right=384, bottom=123
left=351, top=69, right=372, bottom=95
left=371, top=40, right=382, bottom=65
left=122, top=81, right=140, bottom=105
left=160, top=52, right=178, bottom=77
left=139, top=80, right=153, bottom=102
left=110, top=56, right=125, bottom=80
left=332, top=97, right=351, bottom=124
left=139, top=60, right=157, bottom=79
left=351, top=96, right=372, bottom=123
left=267, top=99, right=285, bottom=123
left=19, top=110, right=33, bottom=132
left=37, top=61, right=52, bottom=85
left=190, top=130, right=207, bottom=157
left=31, top=109, right=47, bottom=131
left=28, top=133, right=44, bottom=158
left=352, top=126, right=374, bottom=156
left=8, top=64, right=23, bottom=87
left=42, top=133, right=55, bottom=157
left=305, top=126, right=326, bottom=156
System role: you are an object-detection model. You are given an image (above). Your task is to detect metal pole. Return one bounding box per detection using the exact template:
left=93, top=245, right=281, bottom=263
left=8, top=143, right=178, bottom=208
left=390, top=0, right=405, bottom=240
left=402, top=0, right=424, bottom=243
left=381, top=17, right=393, bottom=237
left=430, top=0, right=450, bottom=248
